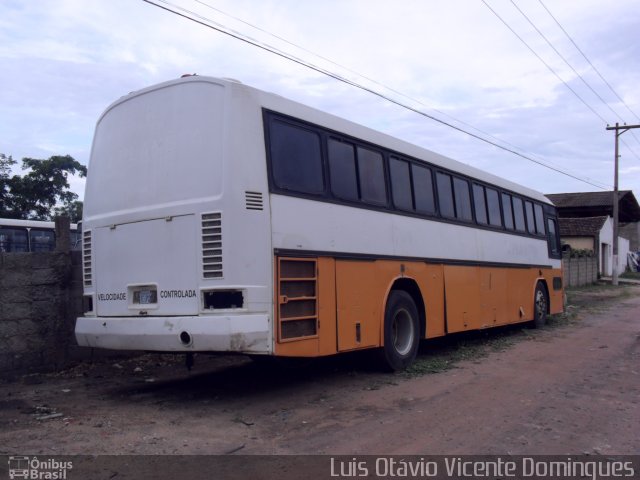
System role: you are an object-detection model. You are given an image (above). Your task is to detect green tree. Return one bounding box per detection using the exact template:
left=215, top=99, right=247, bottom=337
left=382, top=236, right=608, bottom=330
left=1, top=154, right=87, bottom=221
left=55, top=199, right=84, bottom=224
left=0, top=153, right=17, bottom=215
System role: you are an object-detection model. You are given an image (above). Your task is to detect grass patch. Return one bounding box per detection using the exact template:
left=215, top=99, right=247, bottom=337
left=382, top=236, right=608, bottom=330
left=402, top=326, right=526, bottom=378
left=620, top=271, right=640, bottom=280
left=402, top=283, right=639, bottom=379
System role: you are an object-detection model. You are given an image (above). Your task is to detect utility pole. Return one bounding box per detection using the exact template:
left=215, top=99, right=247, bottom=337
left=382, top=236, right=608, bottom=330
left=605, top=123, right=640, bottom=285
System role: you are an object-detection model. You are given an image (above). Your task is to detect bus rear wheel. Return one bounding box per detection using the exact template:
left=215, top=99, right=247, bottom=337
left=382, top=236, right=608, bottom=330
left=533, top=282, right=548, bottom=328
left=379, top=290, right=420, bottom=371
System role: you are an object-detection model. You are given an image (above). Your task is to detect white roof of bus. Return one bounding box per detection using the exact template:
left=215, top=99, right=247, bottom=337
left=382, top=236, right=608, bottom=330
left=0, top=218, right=78, bottom=229
left=108, top=76, right=552, bottom=205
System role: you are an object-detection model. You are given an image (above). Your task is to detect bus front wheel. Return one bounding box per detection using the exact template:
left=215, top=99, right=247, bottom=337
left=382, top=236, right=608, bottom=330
left=533, top=282, right=548, bottom=328
left=379, top=290, right=420, bottom=371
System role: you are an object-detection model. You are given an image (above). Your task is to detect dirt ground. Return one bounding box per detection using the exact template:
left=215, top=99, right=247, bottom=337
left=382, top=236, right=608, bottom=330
left=0, top=284, right=638, bottom=456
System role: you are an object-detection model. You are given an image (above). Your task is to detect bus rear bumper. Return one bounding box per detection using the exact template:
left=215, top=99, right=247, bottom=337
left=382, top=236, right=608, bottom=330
left=75, top=314, right=271, bottom=353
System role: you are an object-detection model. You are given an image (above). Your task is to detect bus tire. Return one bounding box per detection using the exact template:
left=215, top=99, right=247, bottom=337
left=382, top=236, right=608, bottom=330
left=533, top=282, right=548, bottom=328
left=379, top=290, right=420, bottom=371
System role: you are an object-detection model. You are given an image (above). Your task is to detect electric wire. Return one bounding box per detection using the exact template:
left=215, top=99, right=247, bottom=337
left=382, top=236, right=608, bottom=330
left=537, top=0, right=640, bottom=124
left=193, top=0, right=532, bottom=155
left=141, top=0, right=611, bottom=190
left=510, top=0, right=621, bottom=122
left=535, top=0, right=640, bottom=150
left=481, top=0, right=608, bottom=125
left=487, top=0, right=640, bottom=163
left=194, top=0, right=612, bottom=183
left=621, top=139, right=640, bottom=162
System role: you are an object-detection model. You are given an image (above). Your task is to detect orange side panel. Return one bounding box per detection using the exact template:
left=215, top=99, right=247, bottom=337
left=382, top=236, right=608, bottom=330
left=543, top=268, right=564, bottom=315
left=317, top=257, right=338, bottom=356
left=443, top=265, right=482, bottom=332
left=506, top=269, right=535, bottom=322
left=335, top=260, right=387, bottom=351
left=413, top=263, right=446, bottom=338
left=479, top=268, right=508, bottom=327
left=334, top=260, right=444, bottom=351
left=273, top=255, right=561, bottom=359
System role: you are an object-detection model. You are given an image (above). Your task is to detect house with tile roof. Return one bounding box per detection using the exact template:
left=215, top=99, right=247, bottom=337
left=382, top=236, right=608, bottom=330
left=545, top=191, right=639, bottom=275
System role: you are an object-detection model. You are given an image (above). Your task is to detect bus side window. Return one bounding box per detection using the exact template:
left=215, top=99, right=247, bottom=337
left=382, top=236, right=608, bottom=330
left=547, top=218, right=561, bottom=257
left=485, top=187, right=502, bottom=227
left=269, top=119, right=324, bottom=195
left=453, top=177, right=472, bottom=222
left=70, top=230, right=82, bottom=251
left=512, top=196, right=526, bottom=232
left=534, top=203, right=545, bottom=235
left=0, top=227, right=29, bottom=252
left=412, top=164, right=436, bottom=215
left=389, top=156, right=413, bottom=211
left=525, top=201, right=536, bottom=234
left=501, top=193, right=514, bottom=230
left=436, top=172, right=455, bottom=218
left=356, top=146, right=387, bottom=205
left=30, top=229, right=56, bottom=252
left=472, top=184, right=488, bottom=225
left=328, top=138, right=358, bottom=201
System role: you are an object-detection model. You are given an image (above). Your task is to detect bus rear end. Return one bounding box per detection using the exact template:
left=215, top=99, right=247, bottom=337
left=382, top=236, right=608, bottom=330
left=75, top=77, right=273, bottom=355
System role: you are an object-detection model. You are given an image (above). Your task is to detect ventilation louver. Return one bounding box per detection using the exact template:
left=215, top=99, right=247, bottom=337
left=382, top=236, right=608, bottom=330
left=202, top=212, right=223, bottom=278
left=245, top=191, right=264, bottom=211
left=83, top=230, right=92, bottom=287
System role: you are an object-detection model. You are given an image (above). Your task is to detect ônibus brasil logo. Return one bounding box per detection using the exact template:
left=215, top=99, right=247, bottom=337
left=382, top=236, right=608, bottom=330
left=8, top=457, right=72, bottom=479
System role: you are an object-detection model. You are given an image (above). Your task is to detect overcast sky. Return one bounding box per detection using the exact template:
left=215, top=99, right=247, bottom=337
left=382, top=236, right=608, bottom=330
left=2, top=0, right=639, bottom=201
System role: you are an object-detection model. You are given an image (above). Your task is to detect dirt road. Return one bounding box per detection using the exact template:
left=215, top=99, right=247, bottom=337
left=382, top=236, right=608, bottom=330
left=0, top=285, right=638, bottom=455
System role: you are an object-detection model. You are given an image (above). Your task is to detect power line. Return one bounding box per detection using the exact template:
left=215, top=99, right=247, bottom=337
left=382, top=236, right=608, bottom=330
left=621, top=138, right=640, bottom=162
left=536, top=0, right=640, bottom=149
left=192, top=0, right=532, bottom=156
left=141, top=0, right=611, bottom=190
left=193, top=0, right=611, bottom=184
left=537, top=0, right=640, bottom=124
left=481, top=0, right=608, bottom=125
left=510, top=0, right=621, bottom=122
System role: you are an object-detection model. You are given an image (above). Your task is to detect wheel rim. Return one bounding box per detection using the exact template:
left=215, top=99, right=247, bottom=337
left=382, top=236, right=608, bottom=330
left=392, top=308, right=415, bottom=356
left=535, top=289, right=547, bottom=321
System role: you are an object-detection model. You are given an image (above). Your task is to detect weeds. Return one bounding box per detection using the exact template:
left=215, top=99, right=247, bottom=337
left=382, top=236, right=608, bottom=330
left=402, top=283, right=639, bottom=379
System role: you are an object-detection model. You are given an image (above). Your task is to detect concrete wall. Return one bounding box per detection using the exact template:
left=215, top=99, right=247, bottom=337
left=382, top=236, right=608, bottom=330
left=0, top=250, right=83, bottom=376
left=562, top=255, right=598, bottom=287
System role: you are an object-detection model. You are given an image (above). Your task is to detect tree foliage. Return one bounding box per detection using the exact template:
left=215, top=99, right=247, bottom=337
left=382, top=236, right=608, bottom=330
left=0, top=154, right=87, bottom=223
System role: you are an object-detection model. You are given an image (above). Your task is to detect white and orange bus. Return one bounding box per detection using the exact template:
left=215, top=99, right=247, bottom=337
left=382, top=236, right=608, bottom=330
left=75, top=76, right=563, bottom=370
